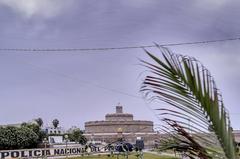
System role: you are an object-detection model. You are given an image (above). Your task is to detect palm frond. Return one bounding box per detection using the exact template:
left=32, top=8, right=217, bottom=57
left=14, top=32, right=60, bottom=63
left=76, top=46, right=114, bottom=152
left=141, top=47, right=237, bottom=159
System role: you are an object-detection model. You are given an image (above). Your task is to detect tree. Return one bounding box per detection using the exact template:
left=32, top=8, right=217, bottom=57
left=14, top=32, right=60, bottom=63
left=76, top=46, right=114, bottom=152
left=68, top=128, right=87, bottom=145
left=141, top=47, right=237, bottom=158
left=21, top=122, right=27, bottom=126
left=0, top=126, right=38, bottom=150
left=21, top=123, right=47, bottom=144
left=23, top=123, right=40, bottom=134
left=52, top=119, right=59, bottom=128
left=35, top=118, right=43, bottom=127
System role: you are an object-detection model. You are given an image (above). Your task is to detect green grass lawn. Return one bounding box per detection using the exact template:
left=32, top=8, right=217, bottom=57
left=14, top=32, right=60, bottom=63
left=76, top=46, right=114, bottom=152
left=67, top=153, right=178, bottom=159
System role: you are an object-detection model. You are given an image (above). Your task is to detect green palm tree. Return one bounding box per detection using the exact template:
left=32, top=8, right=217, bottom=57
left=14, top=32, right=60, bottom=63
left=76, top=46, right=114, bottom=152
left=35, top=118, right=43, bottom=127
left=52, top=119, right=59, bottom=129
left=141, top=47, right=237, bottom=159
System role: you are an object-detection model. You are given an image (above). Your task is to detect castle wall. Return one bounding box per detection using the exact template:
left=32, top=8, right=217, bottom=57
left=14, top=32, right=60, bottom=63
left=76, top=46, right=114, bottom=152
left=105, top=114, right=133, bottom=121
left=84, top=106, right=156, bottom=148
left=85, top=120, right=153, bottom=133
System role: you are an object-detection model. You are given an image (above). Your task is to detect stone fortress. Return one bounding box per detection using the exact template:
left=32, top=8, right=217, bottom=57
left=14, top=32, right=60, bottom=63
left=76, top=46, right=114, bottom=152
left=84, top=104, right=157, bottom=148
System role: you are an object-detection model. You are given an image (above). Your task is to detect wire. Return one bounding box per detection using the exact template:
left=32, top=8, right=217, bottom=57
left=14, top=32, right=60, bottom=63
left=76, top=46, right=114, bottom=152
left=21, top=60, right=142, bottom=99
left=0, top=37, right=239, bottom=52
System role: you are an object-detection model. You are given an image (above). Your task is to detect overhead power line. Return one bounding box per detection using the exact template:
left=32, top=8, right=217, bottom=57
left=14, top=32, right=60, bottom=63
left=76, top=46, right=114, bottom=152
left=0, top=37, right=240, bottom=52
left=13, top=58, right=161, bottom=121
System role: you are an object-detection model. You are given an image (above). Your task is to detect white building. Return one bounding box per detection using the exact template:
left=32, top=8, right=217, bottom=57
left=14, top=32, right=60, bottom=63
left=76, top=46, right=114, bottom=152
left=44, top=126, right=65, bottom=135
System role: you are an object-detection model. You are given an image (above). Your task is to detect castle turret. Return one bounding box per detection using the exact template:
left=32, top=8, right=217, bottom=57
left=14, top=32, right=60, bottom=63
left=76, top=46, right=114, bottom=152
left=105, top=104, right=133, bottom=121
left=84, top=103, right=155, bottom=148
left=116, top=105, right=123, bottom=113
left=85, top=104, right=153, bottom=133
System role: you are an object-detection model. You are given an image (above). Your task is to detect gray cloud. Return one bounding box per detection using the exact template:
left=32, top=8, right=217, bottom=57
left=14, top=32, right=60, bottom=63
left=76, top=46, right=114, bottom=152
left=0, top=0, right=75, bottom=19
left=0, top=0, right=240, bottom=129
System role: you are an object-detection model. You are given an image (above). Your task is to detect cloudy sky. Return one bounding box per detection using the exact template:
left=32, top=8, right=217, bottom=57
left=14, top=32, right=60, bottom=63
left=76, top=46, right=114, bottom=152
left=0, top=0, right=240, bottom=130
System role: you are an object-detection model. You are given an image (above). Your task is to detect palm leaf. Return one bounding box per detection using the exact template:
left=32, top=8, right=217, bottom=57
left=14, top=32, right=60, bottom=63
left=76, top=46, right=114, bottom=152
left=141, top=47, right=237, bottom=159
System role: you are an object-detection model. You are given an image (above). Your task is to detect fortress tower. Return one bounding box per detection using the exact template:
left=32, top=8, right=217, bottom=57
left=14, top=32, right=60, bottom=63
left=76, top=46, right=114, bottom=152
left=84, top=104, right=156, bottom=148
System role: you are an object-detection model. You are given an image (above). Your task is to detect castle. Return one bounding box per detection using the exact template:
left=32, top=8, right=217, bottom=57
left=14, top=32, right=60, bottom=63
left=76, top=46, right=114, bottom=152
left=84, top=104, right=157, bottom=148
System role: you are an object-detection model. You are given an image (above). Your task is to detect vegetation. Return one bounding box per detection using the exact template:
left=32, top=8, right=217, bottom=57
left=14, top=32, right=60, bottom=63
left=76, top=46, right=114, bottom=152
left=68, top=128, right=87, bottom=145
left=52, top=119, right=60, bottom=128
left=21, top=122, right=47, bottom=144
left=141, top=47, right=237, bottom=158
left=0, top=122, right=47, bottom=150
left=0, top=126, right=38, bottom=150
left=35, top=117, right=43, bottom=127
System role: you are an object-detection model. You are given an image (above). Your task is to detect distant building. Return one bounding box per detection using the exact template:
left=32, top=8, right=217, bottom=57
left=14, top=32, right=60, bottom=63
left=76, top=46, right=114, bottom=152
left=44, top=126, right=65, bottom=135
left=48, top=136, right=64, bottom=144
left=44, top=126, right=66, bottom=144
left=84, top=104, right=157, bottom=148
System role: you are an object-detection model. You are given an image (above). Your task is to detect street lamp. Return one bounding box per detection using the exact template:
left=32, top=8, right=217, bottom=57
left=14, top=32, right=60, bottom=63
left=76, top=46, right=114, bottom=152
left=43, top=138, right=48, bottom=159
left=64, top=134, right=69, bottom=159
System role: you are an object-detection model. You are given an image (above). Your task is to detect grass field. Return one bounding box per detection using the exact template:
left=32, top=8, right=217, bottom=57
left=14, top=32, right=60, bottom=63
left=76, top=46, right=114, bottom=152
left=66, top=153, right=178, bottom=159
